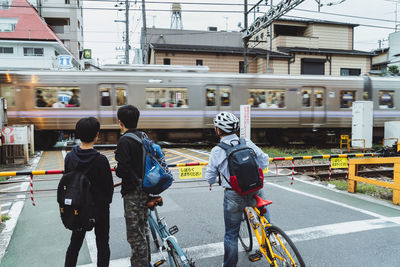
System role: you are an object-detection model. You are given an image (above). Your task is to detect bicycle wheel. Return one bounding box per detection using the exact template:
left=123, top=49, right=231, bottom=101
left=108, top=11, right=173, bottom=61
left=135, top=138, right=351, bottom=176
left=266, top=225, right=305, bottom=267
left=167, top=241, right=186, bottom=267
left=239, top=210, right=253, bottom=252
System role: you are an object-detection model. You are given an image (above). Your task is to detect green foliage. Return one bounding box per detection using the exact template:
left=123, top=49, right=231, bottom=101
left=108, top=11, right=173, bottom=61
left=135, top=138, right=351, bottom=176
left=1, top=215, right=11, bottom=222
left=328, top=179, right=392, bottom=200
left=262, top=147, right=332, bottom=158
left=388, top=65, right=399, bottom=75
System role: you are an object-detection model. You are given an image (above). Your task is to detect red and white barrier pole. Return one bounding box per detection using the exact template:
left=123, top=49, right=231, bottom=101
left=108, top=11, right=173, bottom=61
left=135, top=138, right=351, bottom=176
left=328, top=159, right=332, bottom=181
left=30, top=174, right=35, bottom=206
left=291, top=160, right=295, bottom=185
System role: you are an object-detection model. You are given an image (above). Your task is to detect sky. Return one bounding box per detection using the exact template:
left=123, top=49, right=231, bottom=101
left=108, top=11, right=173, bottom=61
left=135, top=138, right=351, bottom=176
left=82, top=0, right=400, bottom=65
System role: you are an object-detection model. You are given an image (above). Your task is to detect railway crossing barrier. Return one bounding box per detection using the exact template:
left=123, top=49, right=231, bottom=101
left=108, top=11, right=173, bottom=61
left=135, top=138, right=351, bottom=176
left=348, top=157, right=400, bottom=205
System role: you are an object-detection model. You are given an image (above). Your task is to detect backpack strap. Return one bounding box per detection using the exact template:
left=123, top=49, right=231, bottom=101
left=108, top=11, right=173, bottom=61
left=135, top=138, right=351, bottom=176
left=123, top=131, right=147, bottom=186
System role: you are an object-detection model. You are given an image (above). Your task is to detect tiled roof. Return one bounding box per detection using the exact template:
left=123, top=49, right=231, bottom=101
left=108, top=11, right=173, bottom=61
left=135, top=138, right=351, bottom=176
left=277, top=47, right=376, bottom=56
left=0, top=0, right=60, bottom=41
left=150, top=43, right=292, bottom=58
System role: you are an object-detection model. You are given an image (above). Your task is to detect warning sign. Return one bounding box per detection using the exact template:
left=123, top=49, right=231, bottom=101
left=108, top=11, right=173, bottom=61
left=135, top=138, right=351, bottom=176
left=331, top=158, right=348, bottom=169
left=179, top=166, right=203, bottom=179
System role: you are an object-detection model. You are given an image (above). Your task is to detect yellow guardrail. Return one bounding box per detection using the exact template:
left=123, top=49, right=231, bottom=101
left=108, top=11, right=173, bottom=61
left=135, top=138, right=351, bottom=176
left=348, top=157, right=400, bottom=205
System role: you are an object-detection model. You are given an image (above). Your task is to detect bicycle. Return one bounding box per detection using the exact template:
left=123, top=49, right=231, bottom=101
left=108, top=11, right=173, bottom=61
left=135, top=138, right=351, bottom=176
left=239, top=195, right=306, bottom=267
left=147, top=196, right=195, bottom=267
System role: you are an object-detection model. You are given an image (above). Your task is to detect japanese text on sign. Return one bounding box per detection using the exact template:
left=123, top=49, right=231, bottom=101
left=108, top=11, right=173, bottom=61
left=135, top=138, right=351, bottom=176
left=331, top=158, right=348, bottom=169
left=179, top=166, right=203, bottom=179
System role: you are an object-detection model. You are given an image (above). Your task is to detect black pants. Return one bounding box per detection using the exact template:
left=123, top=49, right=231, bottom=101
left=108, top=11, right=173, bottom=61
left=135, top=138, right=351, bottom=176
left=65, top=205, right=110, bottom=267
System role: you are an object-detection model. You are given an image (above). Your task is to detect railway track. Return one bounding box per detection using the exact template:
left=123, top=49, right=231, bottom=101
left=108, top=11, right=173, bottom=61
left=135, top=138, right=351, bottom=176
left=279, top=164, right=394, bottom=180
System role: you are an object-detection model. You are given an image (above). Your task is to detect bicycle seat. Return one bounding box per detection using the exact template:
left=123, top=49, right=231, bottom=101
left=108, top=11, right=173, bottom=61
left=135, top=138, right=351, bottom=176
left=147, top=196, right=163, bottom=210
left=253, top=195, right=272, bottom=208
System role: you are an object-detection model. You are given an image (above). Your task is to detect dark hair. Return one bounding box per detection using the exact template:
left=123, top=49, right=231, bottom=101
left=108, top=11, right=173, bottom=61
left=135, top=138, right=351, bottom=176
left=75, top=117, right=100, bottom=143
left=117, top=105, right=140, bottom=129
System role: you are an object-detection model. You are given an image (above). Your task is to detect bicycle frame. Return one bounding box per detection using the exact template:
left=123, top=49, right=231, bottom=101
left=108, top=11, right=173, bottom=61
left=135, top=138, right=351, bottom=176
left=148, top=207, right=193, bottom=267
left=245, top=206, right=298, bottom=267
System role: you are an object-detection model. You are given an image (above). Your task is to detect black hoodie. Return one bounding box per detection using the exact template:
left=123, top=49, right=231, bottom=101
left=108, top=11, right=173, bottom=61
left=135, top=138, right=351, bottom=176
left=64, top=146, right=114, bottom=206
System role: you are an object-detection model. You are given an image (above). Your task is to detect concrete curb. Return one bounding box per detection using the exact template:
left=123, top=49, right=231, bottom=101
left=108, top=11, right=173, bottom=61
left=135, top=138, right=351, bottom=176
left=0, top=152, right=43, bottom=264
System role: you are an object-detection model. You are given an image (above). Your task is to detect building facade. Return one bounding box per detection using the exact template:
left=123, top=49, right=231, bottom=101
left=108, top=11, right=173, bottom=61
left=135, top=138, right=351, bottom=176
left=253, top=19, right=375, bottom=76
left=146, top=28, right=290, bottom=73
left=27, top=0, right=83, bottom=65
left=145, top=20, right=375, bottom=76
left=0, top=0, right=79, bottom=70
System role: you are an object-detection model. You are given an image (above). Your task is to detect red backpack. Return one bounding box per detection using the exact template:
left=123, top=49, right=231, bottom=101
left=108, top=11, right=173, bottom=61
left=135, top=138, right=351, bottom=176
left=218, top=138, right=264, bottom=196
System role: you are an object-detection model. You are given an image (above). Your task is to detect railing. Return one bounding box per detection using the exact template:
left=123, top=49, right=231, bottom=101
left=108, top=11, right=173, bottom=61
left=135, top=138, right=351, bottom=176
left=348, top=157, right=400, bottom=205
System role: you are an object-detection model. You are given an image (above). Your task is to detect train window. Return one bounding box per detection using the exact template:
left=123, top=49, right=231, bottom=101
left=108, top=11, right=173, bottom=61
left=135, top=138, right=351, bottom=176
left=220, top=87, right=231, bottom=106
left=314, top=90, right=324, bottom=107
left=115, top=87, right=127, bottom=106
left=35, top=87, right=80, bottom=108
left=248, top=89, right=285, bottom=108
left=340, top=90, right=356, bottom=108
left=1, top=85, right=15, bottom=106
left=206, top=88, right=216, bottom=106
left=301, top=90, right=311, bottom=107
left=145, top=87, right=188, bottom=108
left=100, top=86, right=111, bottom=106
left=379, top=90, right=395, bottom=109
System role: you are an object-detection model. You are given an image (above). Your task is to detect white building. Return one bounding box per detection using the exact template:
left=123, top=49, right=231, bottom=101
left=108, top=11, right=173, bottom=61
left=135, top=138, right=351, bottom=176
left=27, top=0, right=84, bottom=65
left=0, top=0, right=79, bottom=70
left=388, top=31, right=400, bottom=69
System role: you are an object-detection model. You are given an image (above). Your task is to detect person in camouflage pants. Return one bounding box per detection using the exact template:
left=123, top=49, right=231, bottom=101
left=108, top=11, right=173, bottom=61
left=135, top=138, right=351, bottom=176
left=123, top=187, right=151, bottom=266
left=115, top=105, right=151, bottom=267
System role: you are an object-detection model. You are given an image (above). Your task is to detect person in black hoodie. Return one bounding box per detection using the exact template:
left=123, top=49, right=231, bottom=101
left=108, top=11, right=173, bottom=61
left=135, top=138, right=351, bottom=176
left=114, top=105, right=151, bottom=267
left=64, top=117, right=114, bottom=267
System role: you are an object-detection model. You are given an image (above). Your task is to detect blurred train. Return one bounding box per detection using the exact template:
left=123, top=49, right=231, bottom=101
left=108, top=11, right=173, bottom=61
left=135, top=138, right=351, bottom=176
left=1, top=66, right=400, bottom=147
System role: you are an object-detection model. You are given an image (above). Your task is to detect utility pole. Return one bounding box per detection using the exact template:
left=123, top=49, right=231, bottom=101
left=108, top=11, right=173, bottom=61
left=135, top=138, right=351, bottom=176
left=244, top=0, right=249, bottom=73
left=125, top=0, right=130, bottom=64
left=270, top=0, right=273, bottom=51
left=141, top=0, right=148, bottom=64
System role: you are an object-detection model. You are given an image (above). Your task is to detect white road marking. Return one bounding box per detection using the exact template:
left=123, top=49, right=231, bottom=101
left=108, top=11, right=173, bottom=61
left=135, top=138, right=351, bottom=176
left=165, top=149, right=207, bottom=163
left=79, top=179, right=400, bottom=266
left=187, top=149, right=211, bottom=157
left=1, top=185, right=22, bottom=191
left=78, top=216, right=400, bottom=266
left=1, top=209, right=9, bottom=214
left=1, top=202, right=11, bottom=208
left=266, top=182, right=400, bottom=225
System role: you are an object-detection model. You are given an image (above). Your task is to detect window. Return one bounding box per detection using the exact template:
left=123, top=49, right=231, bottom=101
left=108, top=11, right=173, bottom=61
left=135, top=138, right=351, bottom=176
left=314, top=89, right=324, bottom=107
left=379, top=90, right=395, bottom=109
left=206, top=88, right=216, bottom=106
left=35, top=87, right=80, bottom=108
left=0, top=0, right=11, bottom=9
left=0, top=47, right=13, bottom=54
left=196, top=59, right=203, bottom=66
left=340, top=90, right=356, bottom=108
left=65, top=0, right=70, bottom=4
left=100, top=86, right=111, bottom=106
left=301, top=90, right=311, bottom=107
left=248, top=89, right=286, bottom=108
left=341, top=68, right=361, bottom=76
left=1, top=85, right=15, bottom=106
left=115, top=87, right=127, bottom=106
left=145, top=87, right=189, bottom=108
left=0, top=18, right=18, bottom=32
left=24, top=48, right=44, bottom=56
left=220, top=87, right=231, bottom=106
left=239, top=61, right=244, bottom=73
left=163, top=58, right=171, bottom=65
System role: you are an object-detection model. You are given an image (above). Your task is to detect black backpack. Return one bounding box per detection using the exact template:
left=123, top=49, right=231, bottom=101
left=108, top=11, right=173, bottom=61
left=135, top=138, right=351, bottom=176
left=57, top=156, right=99, bottom=231
left=218, top=138, right=264, bottom=196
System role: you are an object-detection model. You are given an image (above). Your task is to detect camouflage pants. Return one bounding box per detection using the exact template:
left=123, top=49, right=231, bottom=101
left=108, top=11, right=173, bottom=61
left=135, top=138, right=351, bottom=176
left=123, top=187, right=150, bottom=267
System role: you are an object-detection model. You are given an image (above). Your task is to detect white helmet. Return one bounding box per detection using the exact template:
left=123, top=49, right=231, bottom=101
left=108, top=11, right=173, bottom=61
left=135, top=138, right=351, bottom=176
left=213, top=112, right=239, bottom=133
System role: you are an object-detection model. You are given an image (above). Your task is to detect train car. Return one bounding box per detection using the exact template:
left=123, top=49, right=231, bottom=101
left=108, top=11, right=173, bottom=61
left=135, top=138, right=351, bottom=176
left=0, top=68, right=399, bottom=147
